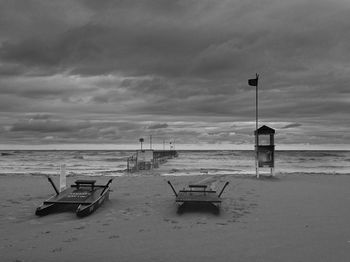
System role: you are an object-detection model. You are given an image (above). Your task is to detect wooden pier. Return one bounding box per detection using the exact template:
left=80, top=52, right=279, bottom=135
left=127, top=150, right=178, bottom=172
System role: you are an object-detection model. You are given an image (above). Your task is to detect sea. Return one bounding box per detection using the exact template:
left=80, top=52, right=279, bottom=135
left=0, top=150, right=349, bottom=177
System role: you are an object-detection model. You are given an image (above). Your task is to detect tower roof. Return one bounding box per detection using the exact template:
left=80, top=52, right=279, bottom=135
left=255, top=125, right=275, bottom=135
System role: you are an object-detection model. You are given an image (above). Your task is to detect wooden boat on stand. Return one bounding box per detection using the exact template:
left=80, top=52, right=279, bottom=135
left=35, top=177, right=113, bottom=218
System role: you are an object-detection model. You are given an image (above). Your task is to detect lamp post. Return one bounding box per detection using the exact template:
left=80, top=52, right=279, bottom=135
left=248, top=73, right=260, bottom=178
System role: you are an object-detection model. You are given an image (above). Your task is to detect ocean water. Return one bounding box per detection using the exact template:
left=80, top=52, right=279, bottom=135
left=0, top=150, right=349, bottom=177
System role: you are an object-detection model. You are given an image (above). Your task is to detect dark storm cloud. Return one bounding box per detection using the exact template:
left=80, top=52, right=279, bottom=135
left=148, top=123, right=168, bottom=129
left=1, top=0, right=350, bottom=79
left=0, top=0, right=349, bottom=147
left=1, top=1, right=348, bottom=83
left=0, top=39, right=57, bottom=67
left=10, top=120, right=92, bottom=133
left=282, top=123, right=302, bottom=129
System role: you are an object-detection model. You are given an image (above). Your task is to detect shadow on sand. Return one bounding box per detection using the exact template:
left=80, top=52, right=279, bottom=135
left=177, top=202, right=220, bottom=215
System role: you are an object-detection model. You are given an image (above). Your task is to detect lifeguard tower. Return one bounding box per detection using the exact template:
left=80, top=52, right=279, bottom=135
left=254, top=125, right=275, bottom=178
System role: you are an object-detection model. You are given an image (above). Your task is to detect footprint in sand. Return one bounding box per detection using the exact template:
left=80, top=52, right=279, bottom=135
left=63, top=237, right=78, bottom=243
left=163, top=218, right=178, bottom=224
left=74, top=226, right=85, bottom=230
left=7, top=199, right=21, bottom=204
left=222, top=207, right=230, bottom=212
left=234, top=206, right=245, bottom=211
left=51, top=247, right=63, bottom=253
left=247, top=190, right=257, bottom=195
left=142, top=210, right=151, bottom=216
left=231, top=210, right=242, bottom=217
left=122, top=208, right=133, bottom=215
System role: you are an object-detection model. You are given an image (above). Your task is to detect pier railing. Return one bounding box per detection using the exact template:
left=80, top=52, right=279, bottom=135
left=127, top=150, right=178, bottom=172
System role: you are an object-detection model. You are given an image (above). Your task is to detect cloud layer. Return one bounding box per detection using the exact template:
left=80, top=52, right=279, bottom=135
left=0, top=0, right=349, bottom=148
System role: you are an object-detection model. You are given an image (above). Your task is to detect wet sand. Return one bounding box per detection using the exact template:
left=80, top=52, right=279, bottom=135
left=1, top=173, right=350, bottom=262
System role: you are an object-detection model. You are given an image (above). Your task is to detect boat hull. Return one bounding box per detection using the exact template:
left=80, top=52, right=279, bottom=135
left=76, top=190, right=110, bottom=217
left=35, top=203, right=57, bottom=216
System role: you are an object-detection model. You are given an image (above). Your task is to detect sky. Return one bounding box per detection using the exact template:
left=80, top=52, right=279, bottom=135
left=0, top=0, right=349, bottom=150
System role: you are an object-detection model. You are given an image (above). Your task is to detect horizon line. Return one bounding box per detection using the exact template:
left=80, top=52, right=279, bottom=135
left=0, top=143, right=349, bottom=151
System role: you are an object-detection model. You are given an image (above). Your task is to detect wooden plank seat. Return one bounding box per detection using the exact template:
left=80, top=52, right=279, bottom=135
left=188, top=184, right=207, bottom=189
left=181, top=184, right=215, bottom=194
left=179, top=190, right=216, bottom=193
left=72, top=180, right=96, bottom=190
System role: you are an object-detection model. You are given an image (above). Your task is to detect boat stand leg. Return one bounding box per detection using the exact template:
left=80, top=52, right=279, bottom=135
left=218, top=182, right=229, bottom=198
left=167, top=181, right=178, bottom=197
left=47, top=176, right=59, bottom=195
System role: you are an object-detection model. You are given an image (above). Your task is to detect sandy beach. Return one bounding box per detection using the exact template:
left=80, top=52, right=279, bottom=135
left=1, top=173, right=350, bottom=262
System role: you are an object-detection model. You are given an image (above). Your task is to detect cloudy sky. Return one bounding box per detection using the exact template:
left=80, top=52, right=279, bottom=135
left=0, top=0, right=349, bottom=150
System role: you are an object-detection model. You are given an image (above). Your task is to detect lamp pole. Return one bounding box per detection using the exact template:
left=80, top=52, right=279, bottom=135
left=255, top=73, right=259, bottom=178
